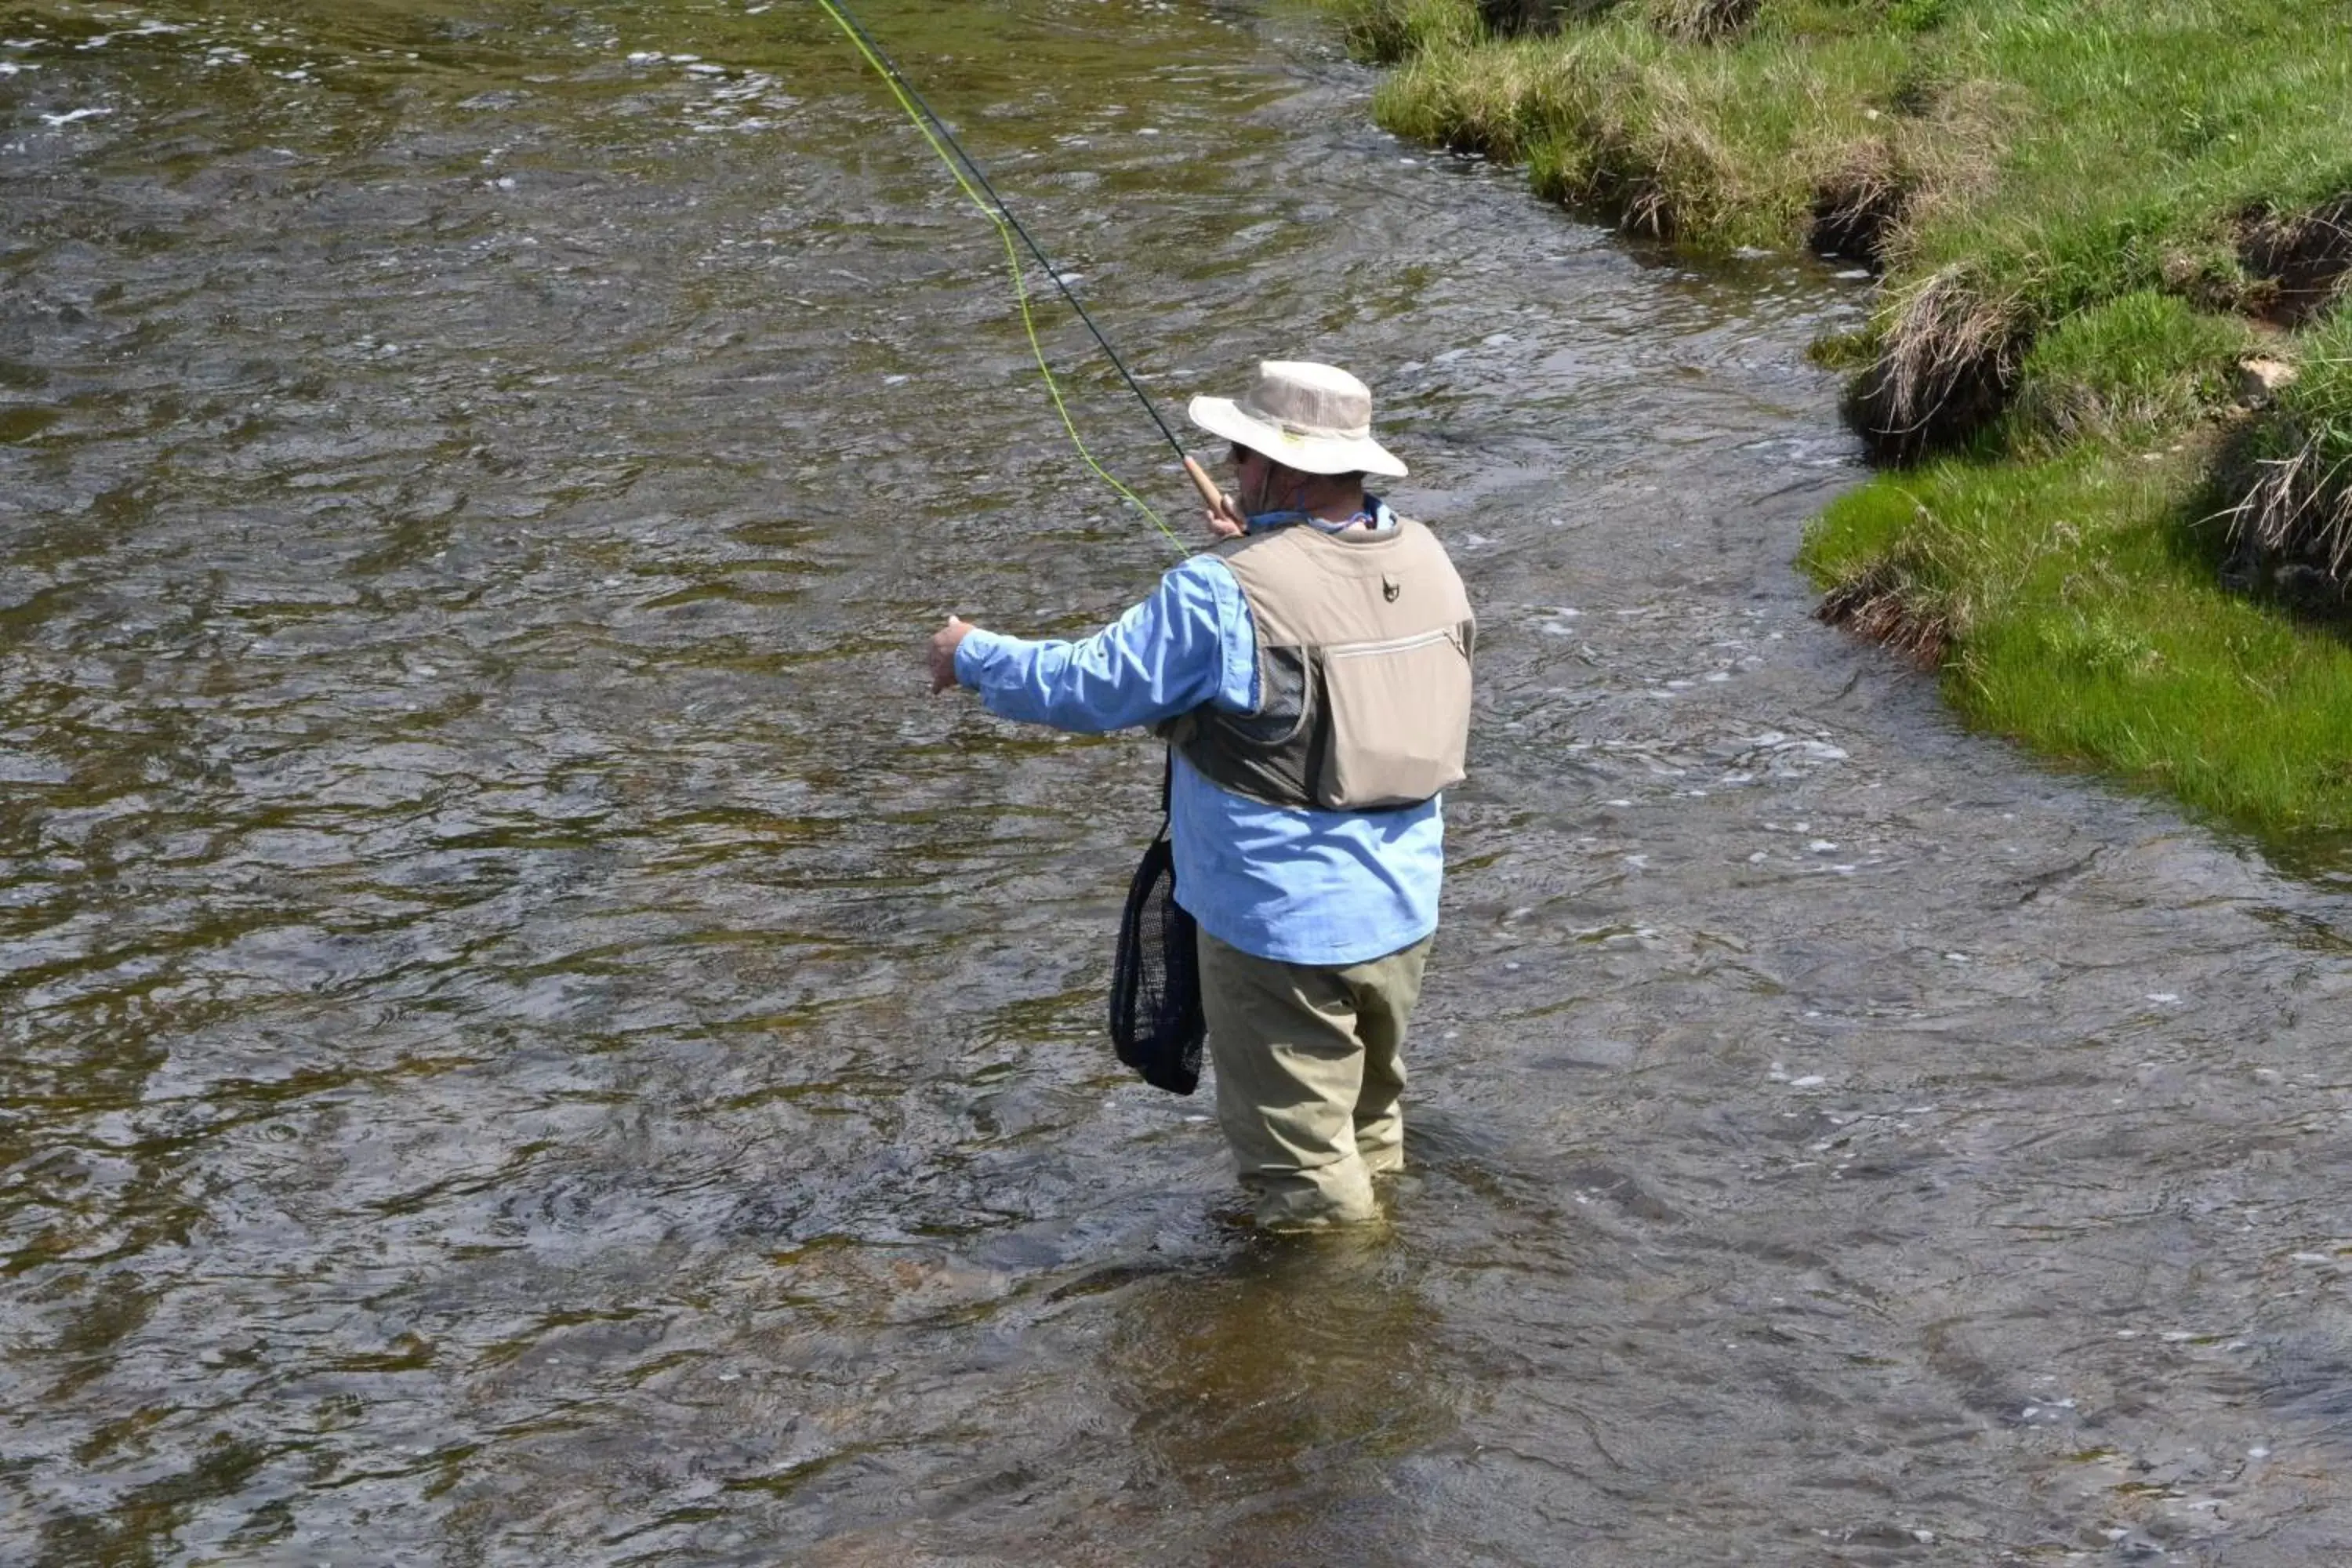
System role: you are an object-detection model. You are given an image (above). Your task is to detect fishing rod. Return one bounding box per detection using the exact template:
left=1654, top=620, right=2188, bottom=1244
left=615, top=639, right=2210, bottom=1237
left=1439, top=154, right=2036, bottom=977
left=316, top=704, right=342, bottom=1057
left=811, top=0, right=1246, bottom=547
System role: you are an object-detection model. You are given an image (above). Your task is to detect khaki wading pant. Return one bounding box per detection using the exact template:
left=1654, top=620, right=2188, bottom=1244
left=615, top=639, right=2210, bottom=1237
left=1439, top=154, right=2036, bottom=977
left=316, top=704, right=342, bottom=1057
left=1196, top=927, right=1434, bottom=1228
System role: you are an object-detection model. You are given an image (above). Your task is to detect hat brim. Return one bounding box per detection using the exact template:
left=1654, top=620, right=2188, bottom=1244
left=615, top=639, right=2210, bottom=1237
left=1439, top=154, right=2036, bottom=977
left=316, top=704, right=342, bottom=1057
left=1187, top=395, right=1409, bottom=478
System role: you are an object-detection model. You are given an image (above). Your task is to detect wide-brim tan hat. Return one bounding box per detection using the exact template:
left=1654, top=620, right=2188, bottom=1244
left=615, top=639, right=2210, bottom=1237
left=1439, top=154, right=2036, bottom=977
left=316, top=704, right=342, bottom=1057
left=1187, top=360, right=1408, bottom=478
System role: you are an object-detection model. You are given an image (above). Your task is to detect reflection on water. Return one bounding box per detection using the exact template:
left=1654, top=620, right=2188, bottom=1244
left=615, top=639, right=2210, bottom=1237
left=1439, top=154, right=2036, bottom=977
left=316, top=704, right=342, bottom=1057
left=6, top=0, right=2352, bottom=1562
left=1112, top=1232, right=1455, bottom=1502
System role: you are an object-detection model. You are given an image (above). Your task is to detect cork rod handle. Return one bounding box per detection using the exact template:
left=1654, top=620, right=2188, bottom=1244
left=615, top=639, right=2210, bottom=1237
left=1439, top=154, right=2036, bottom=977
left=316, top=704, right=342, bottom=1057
left=1183, top=456, right=1247, bottom=532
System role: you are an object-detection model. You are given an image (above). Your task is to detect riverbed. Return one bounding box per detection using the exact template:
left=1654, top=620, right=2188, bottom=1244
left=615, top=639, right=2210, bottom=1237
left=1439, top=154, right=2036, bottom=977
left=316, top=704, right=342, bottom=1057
left=5, top=2, right=2351, bottom=1563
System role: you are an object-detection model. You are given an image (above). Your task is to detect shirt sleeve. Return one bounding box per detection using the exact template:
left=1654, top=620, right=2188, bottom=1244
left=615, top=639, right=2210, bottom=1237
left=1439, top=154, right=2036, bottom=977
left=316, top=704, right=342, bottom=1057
left=953, top=554, right=1258, bottom=732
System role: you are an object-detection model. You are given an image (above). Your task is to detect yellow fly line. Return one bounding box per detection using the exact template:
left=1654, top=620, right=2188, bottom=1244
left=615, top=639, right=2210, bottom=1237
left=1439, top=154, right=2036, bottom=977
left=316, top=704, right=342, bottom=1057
left=811, top=0, right=1189, bottom=557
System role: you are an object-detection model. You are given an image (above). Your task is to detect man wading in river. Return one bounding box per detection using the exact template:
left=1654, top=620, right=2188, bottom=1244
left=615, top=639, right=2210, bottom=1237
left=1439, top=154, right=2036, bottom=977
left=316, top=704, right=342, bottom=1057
left=927, top=361, right=1475, bottom=1228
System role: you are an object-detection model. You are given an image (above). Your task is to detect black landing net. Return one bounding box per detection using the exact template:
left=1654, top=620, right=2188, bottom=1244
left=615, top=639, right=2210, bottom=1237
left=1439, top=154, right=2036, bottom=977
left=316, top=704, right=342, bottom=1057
left=1109, top=818, right=1205, bottom=1096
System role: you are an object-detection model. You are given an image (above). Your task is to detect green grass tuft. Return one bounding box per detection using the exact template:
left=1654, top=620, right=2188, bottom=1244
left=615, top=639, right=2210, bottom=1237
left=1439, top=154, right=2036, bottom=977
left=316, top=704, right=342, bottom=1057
left=1330, top=0, right=1485, bottom=64
left=2005, top=290, right=2254, bottom=452
left=2223, top=310, right=2352, bottom=596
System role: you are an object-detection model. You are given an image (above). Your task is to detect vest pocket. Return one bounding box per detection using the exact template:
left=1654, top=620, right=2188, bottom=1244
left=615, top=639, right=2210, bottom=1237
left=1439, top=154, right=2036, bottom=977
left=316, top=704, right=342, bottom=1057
left=1313, top=626, right=1471, bottom=810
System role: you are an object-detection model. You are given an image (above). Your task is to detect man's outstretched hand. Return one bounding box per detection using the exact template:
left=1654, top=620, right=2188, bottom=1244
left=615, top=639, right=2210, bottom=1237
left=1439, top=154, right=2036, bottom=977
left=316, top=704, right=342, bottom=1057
left=929, top=615, right=975, bottom=695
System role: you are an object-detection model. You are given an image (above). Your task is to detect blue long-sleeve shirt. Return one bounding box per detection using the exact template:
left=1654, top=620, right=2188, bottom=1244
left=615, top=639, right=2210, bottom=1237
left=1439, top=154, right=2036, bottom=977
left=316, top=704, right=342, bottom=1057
left=953, top=517, right=1445, bottom=967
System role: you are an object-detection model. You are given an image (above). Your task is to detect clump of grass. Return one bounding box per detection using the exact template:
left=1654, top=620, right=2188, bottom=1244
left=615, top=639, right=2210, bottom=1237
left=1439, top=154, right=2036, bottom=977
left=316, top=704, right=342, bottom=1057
left=1332, top=0, right=1484, bottom=64
left=1646, top=0, right=1759, bottom=45
left=1372, top=33, right=1552, bottom=162
left=1371, top=9, right=1911, bottom=250
left=2240, top=196, right=2352, bottom=326
left=2220, top=311, right=2352, bottom=602
left=1817, top=554, right=1951, bottom=666
left=1809, top=133, right=1904, bottom=267
left=2005, top=290, right=2254, bottom=452
left=1806, top=326, right=1875, bottom=373
left=1842, top=264, right=2023, bottom=463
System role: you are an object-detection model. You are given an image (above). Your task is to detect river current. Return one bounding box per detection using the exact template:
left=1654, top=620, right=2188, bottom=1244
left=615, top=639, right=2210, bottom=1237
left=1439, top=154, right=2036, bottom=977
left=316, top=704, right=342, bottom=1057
left=5, top=2, right=2352, bottom=1563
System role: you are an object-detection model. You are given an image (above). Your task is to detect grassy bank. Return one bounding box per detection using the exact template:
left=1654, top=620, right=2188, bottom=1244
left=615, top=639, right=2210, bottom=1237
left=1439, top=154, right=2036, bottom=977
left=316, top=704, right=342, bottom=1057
left=1325, top=0, right=2352, bottom=844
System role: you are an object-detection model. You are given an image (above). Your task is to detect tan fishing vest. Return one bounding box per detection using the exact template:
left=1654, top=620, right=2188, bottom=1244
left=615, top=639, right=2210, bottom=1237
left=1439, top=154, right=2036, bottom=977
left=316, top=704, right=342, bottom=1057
left=1160, top=517, right=1475, bottom=811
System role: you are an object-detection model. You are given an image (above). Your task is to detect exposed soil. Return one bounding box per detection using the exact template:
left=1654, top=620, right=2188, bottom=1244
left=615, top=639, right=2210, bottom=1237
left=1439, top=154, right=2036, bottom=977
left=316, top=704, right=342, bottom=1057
left=2240, top=196, right=2352, bottom=328
left=1816, top=561, right=1951, bottom=667
left=1809, top=142, right=1907, bottom=270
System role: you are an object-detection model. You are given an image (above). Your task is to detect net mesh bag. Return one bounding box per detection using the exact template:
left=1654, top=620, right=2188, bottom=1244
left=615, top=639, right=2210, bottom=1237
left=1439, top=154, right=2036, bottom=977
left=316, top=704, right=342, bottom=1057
left=1109, top=828, right=1206, bottom=1095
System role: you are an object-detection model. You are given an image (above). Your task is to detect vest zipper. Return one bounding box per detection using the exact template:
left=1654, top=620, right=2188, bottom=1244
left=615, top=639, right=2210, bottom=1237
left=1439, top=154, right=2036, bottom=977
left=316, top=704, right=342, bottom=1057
left=1320, top=627, right=1461, bottom=661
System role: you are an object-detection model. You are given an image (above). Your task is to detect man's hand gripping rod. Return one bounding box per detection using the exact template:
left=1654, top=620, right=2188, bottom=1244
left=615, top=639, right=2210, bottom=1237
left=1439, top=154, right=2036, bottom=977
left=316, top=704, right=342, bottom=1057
left=1183, top=456, right=1248, bottom=539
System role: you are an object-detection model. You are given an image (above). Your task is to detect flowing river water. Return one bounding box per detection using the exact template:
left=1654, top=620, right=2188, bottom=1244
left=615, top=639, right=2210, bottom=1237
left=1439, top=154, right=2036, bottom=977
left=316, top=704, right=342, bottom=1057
left=6, top=2, right=2352, bottom=1563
